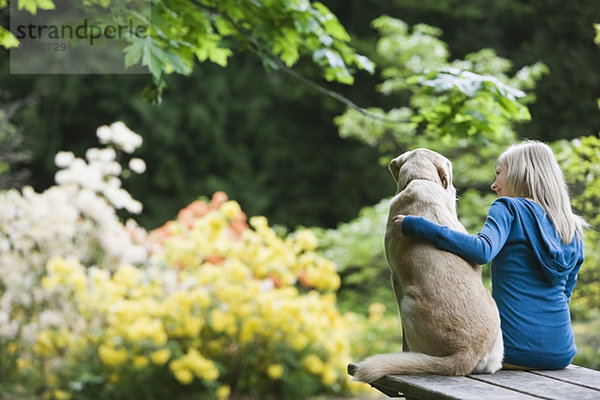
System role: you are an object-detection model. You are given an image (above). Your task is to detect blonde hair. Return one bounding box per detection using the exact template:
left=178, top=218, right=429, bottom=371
left=497, top=140, right=585, bottom=244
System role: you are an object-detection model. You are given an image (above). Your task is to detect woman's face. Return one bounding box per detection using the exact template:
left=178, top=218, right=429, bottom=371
left=491, top=164, right=515, bottom=197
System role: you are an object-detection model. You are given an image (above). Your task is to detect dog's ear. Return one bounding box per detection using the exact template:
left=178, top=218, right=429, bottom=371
left=388, top=157, right=402, bottom=182
left=436, top=160, right=453, bottom=190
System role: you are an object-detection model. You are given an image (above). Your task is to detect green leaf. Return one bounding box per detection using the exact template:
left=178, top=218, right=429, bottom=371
left=313, top=2, right=350, bottom=41
left=354, top=54, right=375, bottom=74
left=0, top=27, right=19, bottom=49
left=208, top=47, right=233, bottom=67
left=123, top=41, right=144, bottom=68
left=164, top=51, right=192, bottom=74
left=18, top=0, right=55, bottom=14
left=215, top=16, right=237, bottom=36
left=142, top=40, right=165, bottom=81
left=273, top=31, right=300, bottom=66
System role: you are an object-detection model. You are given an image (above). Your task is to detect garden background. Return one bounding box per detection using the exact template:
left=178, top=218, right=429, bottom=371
left=1, top=0, right=600, bottom=399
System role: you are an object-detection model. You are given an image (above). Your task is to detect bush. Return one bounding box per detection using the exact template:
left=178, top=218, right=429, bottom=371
left=0, top=123, right=381, bottom=399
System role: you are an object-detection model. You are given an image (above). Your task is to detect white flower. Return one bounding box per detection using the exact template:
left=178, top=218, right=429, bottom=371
left=39, top=310, right=64, bottom=329
left=110, top=121, right=143, bottom=153
left=128, top=158, right=146, bottom=174
left=55, top=151, right=75, bottom=168
left=259, top=279, right=275, bottom=292
left=86, top=148, right=116, bottom=163
left=96, top=122, right=143, bottom=153
left=96, top=125, right=112, bottom=143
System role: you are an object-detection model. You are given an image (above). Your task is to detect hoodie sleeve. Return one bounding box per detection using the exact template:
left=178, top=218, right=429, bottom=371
left=402, top=199, right=515, bottom=265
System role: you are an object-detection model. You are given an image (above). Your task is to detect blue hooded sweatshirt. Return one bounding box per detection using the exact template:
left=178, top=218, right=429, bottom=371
left=402, top=197, right=584, bottom=369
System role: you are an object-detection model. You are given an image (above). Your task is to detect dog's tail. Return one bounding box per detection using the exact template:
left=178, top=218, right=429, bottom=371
left=352, top=351, right=477, bottom=383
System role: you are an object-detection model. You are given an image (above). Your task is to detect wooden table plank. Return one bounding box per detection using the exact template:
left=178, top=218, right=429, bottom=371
left=531, top=365, right=600, bottom=391
left=348, top=363, right=600, bottom=400
left=471, top=369, right=600, bottom=400
left=386, top=374, right=541, bottom=400
left=348, top=363, right=539, bottom=400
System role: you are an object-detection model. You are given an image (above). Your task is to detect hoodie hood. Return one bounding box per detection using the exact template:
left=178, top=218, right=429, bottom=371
left=514, top=198, right=583, bottom=286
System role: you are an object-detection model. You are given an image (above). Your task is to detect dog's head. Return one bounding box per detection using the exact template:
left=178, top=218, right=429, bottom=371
left=388, top=148, right=454, bottom=194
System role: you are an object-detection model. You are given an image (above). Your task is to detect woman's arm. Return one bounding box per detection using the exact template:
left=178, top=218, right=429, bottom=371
left=399, top=198, right=515, bottom=265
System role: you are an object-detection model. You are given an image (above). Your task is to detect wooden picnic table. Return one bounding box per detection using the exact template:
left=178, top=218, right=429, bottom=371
left=348, top=363, right=600, bottom=400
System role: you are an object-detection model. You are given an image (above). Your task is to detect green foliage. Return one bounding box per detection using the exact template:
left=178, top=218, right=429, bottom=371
left=312, top=199, right=395, bottom=314
left=0, top=0, right=55, bottom=48
left=387, top=0, right=600, bottom=141
left=0, top=110, right=30, bottom=189
left=333, top=16, right=547, bottom=210
left=573, top=313, right=600, bottom=370
left=334, top=16, right=546, bottom=168
left=2, top=0, right=374, bottom=100
left=317, top=16, right=547, bottom=324
left=2, top=64, right=390, bottom=230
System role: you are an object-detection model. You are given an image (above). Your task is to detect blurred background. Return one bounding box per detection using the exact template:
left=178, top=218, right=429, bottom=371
left=1, top=0, right=599, bottom=399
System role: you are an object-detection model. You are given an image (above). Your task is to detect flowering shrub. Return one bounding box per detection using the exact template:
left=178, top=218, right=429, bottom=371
left=0, top=122, right=372, bottom=399
left=0, top=122, right=147, bottom=391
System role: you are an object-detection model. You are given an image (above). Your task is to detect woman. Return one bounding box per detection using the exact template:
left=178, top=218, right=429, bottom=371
left=393, top=141, right=586, bottom=369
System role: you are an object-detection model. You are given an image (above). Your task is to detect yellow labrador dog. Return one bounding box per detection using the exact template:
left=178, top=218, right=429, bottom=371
left=353, top=148, right=503, bottom=383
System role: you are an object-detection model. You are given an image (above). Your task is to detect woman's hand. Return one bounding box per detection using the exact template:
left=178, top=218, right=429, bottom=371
left=391, top=214, right=406, bottom=239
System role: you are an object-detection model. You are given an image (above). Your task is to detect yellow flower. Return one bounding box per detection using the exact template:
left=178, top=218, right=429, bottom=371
left=249, top=215, right=268, bottom=230
left=112, top=264, right=143, bottom=287
left=33, top=330, right=55, bottom=357
left=150, top=349, right=171, bottom=365
left=289, top=333, right=309, bottom=351
left=221, top=200, right=241, bottom=220
left=186, top=349, right=220, bottom=382
left=321, top=366, right=338, bottom=385
left=266, top=364, right=284, bottom=380
left=125, top=317, right=167, bottom=346
left=46, top=374, right=59, bottom=387
left=53, top=389, right=71, bottom=400
left=133, top=356, right=149, bottom=368
left=98, top=344, right=128, bottom=366
left=240, top=317, right=261, bottom=344
left=176, top=368, right=194, bottom=385
left=16, top=358, right=30, bottom=370
left=368, top=302, right=386, bottom=323
left=210, top=308, right=237, bottom=335
left=42, top=276, right=59, bottom=290
left=302, top=354, right=324, bottom=375
left=170, top=359, right=194, bottom=385
left=7, top=342, right=18, bottom=354
left=294, top=229, right=319, bottom=251
left=217, top=385, right=231, bottom=400
left=183, top=317, right=203, bottom=337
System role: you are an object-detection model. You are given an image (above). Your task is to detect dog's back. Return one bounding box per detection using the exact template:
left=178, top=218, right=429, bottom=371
left=388, top=180, right=498, bottom=357
left=353, top=149, right=503, bottom=383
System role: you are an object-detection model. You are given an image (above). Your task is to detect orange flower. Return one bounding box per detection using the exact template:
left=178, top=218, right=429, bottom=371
left=148, top=221, right=177, bottom=246
left=205, top=254, right=226, bottom=265
left=186, top=200, right=210, bottom=218
left=269, top=274, right=283, bottom=289
left=228, top=212, right=249, bottom=239
left=210, top=191, right=228, bottom=209
left=178, top=200, right=210, bottom=228
left=298, top=270, right=311, bottom=288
